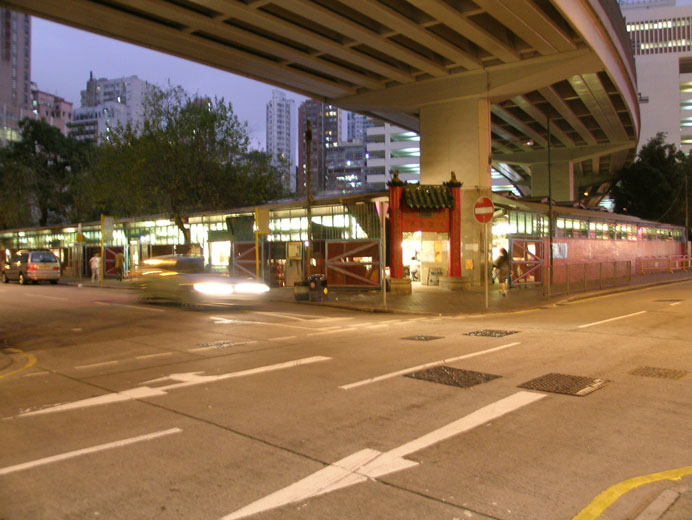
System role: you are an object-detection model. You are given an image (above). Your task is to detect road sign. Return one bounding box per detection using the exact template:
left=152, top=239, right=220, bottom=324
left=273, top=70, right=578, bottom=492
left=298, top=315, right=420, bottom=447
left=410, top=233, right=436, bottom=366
left=473, top=196, right=495, bottom=224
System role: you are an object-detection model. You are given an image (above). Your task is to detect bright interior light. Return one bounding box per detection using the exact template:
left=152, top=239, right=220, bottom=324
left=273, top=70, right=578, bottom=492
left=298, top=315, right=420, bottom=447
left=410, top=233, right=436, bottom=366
left=193, top=282, right=235, bottom=296
left=234, top=282, right=270, bottom=294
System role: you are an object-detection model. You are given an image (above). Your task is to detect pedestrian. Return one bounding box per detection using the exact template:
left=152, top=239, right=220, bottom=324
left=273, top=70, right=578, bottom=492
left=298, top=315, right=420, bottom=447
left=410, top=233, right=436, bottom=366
left=115, top=251, right=126, bottom=281
left=89, top=252, right=101, bottom=283
left=410, top=253, right=420, bottom=282
left=493, top=247, right=510, bottom=296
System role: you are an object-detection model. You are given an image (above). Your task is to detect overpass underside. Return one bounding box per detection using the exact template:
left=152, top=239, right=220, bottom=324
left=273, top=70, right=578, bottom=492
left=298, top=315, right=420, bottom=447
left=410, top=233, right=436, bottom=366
left=5, top=0, right=640, bottom=279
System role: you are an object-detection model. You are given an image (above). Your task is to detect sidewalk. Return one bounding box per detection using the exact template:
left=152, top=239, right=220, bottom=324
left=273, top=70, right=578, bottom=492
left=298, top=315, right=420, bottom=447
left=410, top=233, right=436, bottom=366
left=60, top=270, right=692, bottom=316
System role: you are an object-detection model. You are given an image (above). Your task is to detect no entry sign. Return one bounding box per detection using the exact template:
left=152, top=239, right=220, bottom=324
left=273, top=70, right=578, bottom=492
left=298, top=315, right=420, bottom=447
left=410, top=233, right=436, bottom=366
left=473, top=196, right=495, bottom=224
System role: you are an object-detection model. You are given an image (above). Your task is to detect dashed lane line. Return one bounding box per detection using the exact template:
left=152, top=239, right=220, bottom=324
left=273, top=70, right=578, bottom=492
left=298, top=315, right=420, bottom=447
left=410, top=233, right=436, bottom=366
left=0, top=428, right=182, bottom=476
left=577, top=310, right=647, bottom=329
left=74, top=361, right=119, bottom=370
left=340, top=342, right=521, bottom=390
left=135, top=352, right=173, bottom=360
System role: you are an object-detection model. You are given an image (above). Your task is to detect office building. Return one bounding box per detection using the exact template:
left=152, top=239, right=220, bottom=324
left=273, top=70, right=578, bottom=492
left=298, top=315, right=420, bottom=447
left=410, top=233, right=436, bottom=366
left=266, top=90, right=296, bottom=192
left=620, top=0, right=692, bottom=152
left=0, top=8, right=31, bottom=145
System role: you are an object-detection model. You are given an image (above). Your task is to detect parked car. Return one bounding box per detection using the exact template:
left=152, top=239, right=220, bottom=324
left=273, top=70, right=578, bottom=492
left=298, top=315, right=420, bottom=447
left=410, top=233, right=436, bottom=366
left=2, top=250, right=61, bottom=285
left=132, top=255, right=270, bottom=308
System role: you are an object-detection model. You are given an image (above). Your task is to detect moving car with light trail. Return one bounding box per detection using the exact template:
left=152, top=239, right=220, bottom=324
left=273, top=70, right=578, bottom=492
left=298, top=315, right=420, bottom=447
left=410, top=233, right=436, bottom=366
left=133, top=255, right=269, bottom=308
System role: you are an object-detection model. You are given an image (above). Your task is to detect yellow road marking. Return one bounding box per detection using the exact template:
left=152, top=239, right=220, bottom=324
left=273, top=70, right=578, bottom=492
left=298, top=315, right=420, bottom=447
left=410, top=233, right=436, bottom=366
left=573, top=465, right=692, bottom=520
left=0, top=348, right=37, bottom=380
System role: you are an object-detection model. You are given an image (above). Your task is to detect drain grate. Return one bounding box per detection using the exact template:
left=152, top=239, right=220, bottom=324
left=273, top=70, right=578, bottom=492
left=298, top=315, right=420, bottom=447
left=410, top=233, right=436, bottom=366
left=401, top=335, right=444, bottom=341
left=464, top=329, right=518, bottom=338
left=629, top=366, right=689, bottom=380
left=518, top=373, right=609, bottom=396
left=406, top=366, right=500, bottom=388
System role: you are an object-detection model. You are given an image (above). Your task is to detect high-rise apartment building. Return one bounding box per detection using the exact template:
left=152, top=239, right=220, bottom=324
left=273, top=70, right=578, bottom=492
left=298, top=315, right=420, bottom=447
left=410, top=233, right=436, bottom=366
left=266, top=90, right=296, bottom=192
left=69, top=72, right=150, bottom=143
left=0, top=9, right=31, bottom=145
left=297, top=99, right=342, bottom=194
left=30, top=83, right=73, bottom=135
left=620, top=0, right=692, bottom=152
left=346, top=111, right=373, bottom=142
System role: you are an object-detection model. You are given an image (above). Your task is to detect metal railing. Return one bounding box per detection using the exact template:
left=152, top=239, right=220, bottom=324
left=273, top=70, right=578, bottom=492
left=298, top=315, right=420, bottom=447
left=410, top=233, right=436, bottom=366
left=545, top=260, right=632, bottom=297
left=639, top=255, right=691, bottom=274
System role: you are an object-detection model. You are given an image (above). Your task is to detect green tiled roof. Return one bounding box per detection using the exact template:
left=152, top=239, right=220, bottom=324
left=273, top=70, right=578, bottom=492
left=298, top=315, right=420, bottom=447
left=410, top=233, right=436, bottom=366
left=403, top=185, right=455, bottom=209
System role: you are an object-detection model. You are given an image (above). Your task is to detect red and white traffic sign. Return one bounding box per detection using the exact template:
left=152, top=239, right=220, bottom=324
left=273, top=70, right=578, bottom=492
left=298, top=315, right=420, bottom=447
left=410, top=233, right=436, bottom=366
left=473, top=196, right=495, bottom=224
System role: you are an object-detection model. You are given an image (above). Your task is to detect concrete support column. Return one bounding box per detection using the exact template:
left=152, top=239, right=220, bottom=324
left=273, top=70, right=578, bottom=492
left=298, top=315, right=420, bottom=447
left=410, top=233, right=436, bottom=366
left=420, top=98, right=492, bottom=286
left=531, top=161, right=575, bottom=202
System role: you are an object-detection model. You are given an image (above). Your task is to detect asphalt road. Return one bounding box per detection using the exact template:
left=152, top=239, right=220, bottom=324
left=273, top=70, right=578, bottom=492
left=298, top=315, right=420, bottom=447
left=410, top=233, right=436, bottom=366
left=1, top=281, right=691, bottom=520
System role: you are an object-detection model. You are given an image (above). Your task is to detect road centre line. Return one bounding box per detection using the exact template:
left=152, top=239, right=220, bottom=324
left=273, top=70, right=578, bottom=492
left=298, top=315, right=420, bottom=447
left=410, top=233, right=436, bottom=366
left=340, top=342, right=520, bottom=390
left=222, top=391, right=545, bottom=520
left=135, top=352, right=173, bottom=360
left=270, top=336, right=297, bottom=341
left=0, top=428, right=182, bottom=476
left=577, top=311, right=647, bottom=329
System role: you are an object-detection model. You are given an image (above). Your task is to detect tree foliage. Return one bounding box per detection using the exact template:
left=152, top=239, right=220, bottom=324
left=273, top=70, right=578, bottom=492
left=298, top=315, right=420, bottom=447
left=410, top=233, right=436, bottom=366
left=611, top=133, right=690, bottom=230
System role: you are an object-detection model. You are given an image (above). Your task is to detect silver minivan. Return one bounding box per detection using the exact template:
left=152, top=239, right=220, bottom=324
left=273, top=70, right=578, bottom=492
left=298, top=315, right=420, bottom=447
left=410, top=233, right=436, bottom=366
left=2, top=251, right=61, bottom=285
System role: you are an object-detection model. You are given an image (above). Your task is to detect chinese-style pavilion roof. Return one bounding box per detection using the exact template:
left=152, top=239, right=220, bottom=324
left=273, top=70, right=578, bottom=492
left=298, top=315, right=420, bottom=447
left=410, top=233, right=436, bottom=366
left=403, top=185, right=455, bottom=209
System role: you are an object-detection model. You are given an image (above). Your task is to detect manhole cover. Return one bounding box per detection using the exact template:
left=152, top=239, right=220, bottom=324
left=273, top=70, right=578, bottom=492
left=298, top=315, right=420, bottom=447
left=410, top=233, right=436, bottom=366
left=401, top=335, right=444, bottom=341
left=518, top=373, right=609, bottom=396
left=464, top=330, right=518, bottom=338
left=406, top=366, right=500, bottom=388
left=196, top=340, right=235, bottom=349
left=629, top=366, right=689, bottom=380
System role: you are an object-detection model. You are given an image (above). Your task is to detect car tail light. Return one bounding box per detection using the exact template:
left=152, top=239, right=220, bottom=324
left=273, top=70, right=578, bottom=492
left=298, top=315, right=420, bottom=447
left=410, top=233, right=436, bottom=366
left=28, top=264, right=38, bottom=270
left=53, top=266, right=60, bottom=271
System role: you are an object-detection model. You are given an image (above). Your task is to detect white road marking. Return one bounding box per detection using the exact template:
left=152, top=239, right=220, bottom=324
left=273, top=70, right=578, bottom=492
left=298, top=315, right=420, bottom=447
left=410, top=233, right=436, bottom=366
left=75, top=361, right=119, bottom=370
left=23, top=371, right=50, bottom=377
left=221, top=391, right=545, bottom=520
left=340, top=342, right=521, bottom=390
left=252, top=311, right=349, bottom=322
left=577, top=310, right=647, bottom=329
left=31, top=294, right=68, bottom=301
left=270, top=336, right=297, bottom=341
left=0, top=428, right=182, bottom=476
left=210, top=317, right=315, bottom=330
left=121, top=304, right=164, bottom=313
left=670, top=302, right=682, bottom=307
left=136, top=352, right=173, bottom=360
left=18, top=356, right=331, bottom=417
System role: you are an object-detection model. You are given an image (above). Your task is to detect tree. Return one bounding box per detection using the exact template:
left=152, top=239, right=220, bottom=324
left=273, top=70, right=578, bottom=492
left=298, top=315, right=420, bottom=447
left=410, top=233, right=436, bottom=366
left=611, top=133, right=690, bottom=228
left=104, top=84, right=286, bottom=244
left=1, top=119, right=92, bottom=227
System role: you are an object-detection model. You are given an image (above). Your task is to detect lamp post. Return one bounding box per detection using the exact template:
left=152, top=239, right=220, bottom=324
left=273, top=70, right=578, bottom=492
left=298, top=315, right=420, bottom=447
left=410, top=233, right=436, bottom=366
left=304, top=120, right=313, bottom=282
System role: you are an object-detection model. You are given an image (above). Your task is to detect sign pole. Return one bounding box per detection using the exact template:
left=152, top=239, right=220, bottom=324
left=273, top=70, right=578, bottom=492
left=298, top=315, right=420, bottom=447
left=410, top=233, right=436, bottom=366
left=485, top=222, right=489, bottom=310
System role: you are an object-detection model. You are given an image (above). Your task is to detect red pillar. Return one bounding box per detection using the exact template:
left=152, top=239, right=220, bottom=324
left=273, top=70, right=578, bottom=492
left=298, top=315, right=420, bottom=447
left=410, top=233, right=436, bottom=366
left=389, top=184, right=404, bottom=278
left=449, top=185, right=462, bottom=277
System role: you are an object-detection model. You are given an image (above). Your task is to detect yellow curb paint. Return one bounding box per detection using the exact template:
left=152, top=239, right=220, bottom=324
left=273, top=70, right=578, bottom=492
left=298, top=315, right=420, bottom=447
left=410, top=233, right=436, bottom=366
left=573, top=465, right=692, bottom=520
left=0, top=348, right=37, bottom=380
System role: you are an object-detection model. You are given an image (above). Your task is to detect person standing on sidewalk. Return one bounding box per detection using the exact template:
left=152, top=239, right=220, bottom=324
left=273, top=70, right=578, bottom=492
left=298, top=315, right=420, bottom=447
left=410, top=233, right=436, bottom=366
left=493, top=248, right=510, bottom=296
left=89, top=252, right=101, bottom=283
left=115, top=251, right=126, bottom=281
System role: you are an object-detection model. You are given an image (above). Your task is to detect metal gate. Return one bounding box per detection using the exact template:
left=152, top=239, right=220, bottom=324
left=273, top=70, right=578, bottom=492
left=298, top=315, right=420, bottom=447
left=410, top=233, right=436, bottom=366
left=325, top=240, right=380, bottom=287
left=233, top=241, right=264, bottom=279
left=509, top=238, right=544, bottom=286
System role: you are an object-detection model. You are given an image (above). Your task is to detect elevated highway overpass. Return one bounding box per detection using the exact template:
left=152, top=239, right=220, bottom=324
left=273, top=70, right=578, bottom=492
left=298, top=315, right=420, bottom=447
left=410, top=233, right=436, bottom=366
left=5, top=0, right=638, bottom=207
